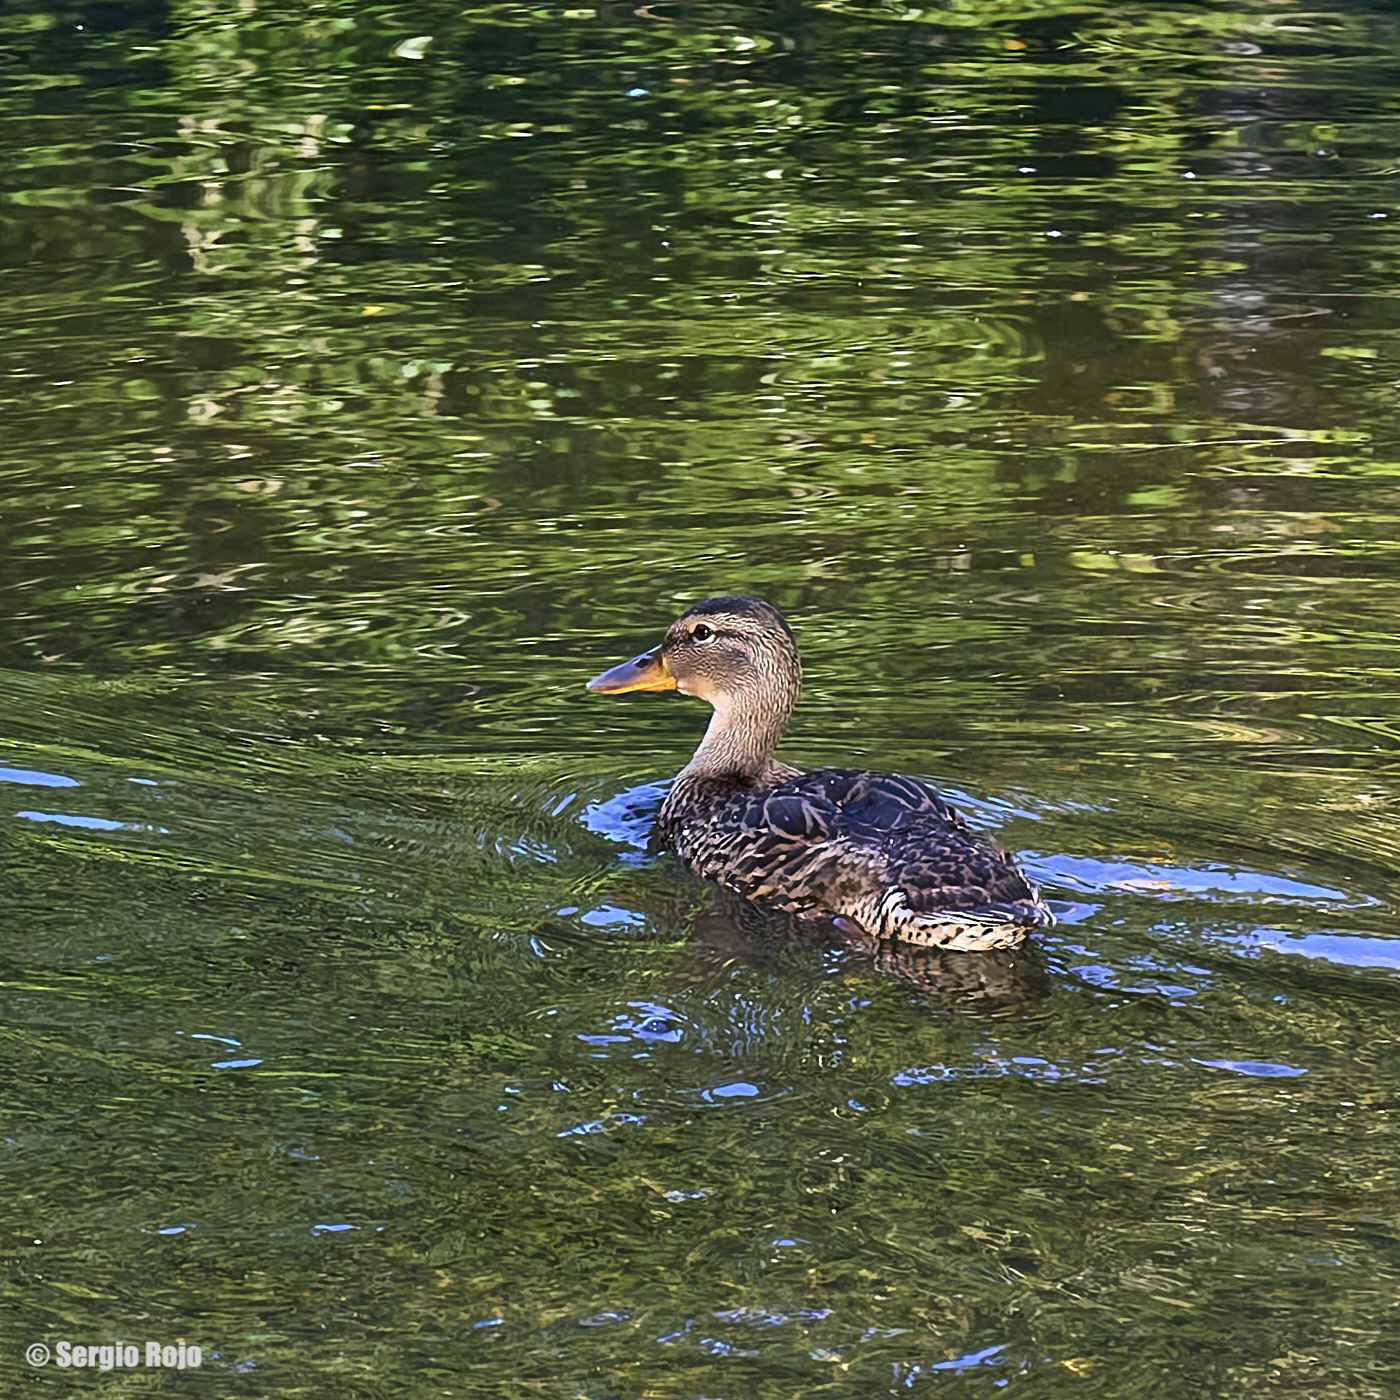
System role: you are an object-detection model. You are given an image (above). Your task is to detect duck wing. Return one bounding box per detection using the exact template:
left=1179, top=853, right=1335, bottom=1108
left=669, top=768, right=1044, bottom=941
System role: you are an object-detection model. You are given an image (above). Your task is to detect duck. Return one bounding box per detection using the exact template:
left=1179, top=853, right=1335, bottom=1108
left=587, top=595, right=1049, bottom=951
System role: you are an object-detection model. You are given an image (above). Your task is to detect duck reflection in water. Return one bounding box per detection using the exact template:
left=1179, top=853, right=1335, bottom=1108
left=686, top=883, right=1051, bottom=1014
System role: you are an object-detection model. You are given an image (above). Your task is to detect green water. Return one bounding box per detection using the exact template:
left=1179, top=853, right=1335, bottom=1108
left=4, top=0, right=1400, bottom=1395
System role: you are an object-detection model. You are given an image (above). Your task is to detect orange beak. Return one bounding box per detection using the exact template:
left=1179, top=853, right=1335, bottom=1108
left=587, top=649, right=677, bottom=694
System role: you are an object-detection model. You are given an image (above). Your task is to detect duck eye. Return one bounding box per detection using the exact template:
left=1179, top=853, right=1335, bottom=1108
left=691, top=623, right=713, bottom=642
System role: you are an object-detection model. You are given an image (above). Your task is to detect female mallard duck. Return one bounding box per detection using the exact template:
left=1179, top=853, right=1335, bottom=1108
left=588, top=595, right=1049, bottom=951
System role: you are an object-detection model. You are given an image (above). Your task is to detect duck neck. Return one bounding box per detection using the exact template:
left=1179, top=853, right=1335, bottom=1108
left=678, top=691, right=793, bottom=789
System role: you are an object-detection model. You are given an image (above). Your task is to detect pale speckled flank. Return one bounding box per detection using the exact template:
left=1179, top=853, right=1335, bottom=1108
left=598, top=597, right=1050, bottom=951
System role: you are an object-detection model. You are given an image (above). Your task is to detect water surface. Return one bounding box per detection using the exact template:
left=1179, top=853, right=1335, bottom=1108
left=3, top=1, right=1400, bottom=1395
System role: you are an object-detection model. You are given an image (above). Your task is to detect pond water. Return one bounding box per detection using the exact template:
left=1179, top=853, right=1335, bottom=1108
left=3, top=0, right=1400, bottom=1395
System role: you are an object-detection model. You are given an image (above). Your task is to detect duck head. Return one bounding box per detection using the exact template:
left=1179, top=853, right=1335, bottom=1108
left=588, top=596, right=803, bottom=777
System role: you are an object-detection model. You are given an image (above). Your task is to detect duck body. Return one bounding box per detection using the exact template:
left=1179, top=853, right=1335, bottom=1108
left=589, top=596, right=1048, bottom=951
left=659, top=766, right=1045, bottom=950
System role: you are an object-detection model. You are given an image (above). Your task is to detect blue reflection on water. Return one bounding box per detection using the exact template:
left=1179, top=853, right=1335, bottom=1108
left=575, top=1001, right=684, bottom=1049
left=1249, top=930, right=1400, bottom=970
left=18, top=810, right=126, bottom=831
left=926, top=1344, right=1009, bottom=1373
left=1194, top=1058, right=1306, bottom=1077
left=579, top=783, right=665, bottom=864
left=1043, top=853, right=1367, bottom=905
left=0, top=767, right=79, bottom=787
left=16, top=809, right=168, bottom=834
left=556, top=1114, right=645, bottom=1137
left=708, top=1081, right=759, bottom=1099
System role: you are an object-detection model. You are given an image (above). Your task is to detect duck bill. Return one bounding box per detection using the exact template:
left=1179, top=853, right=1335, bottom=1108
left=588, top=650, right=677, bottom=694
